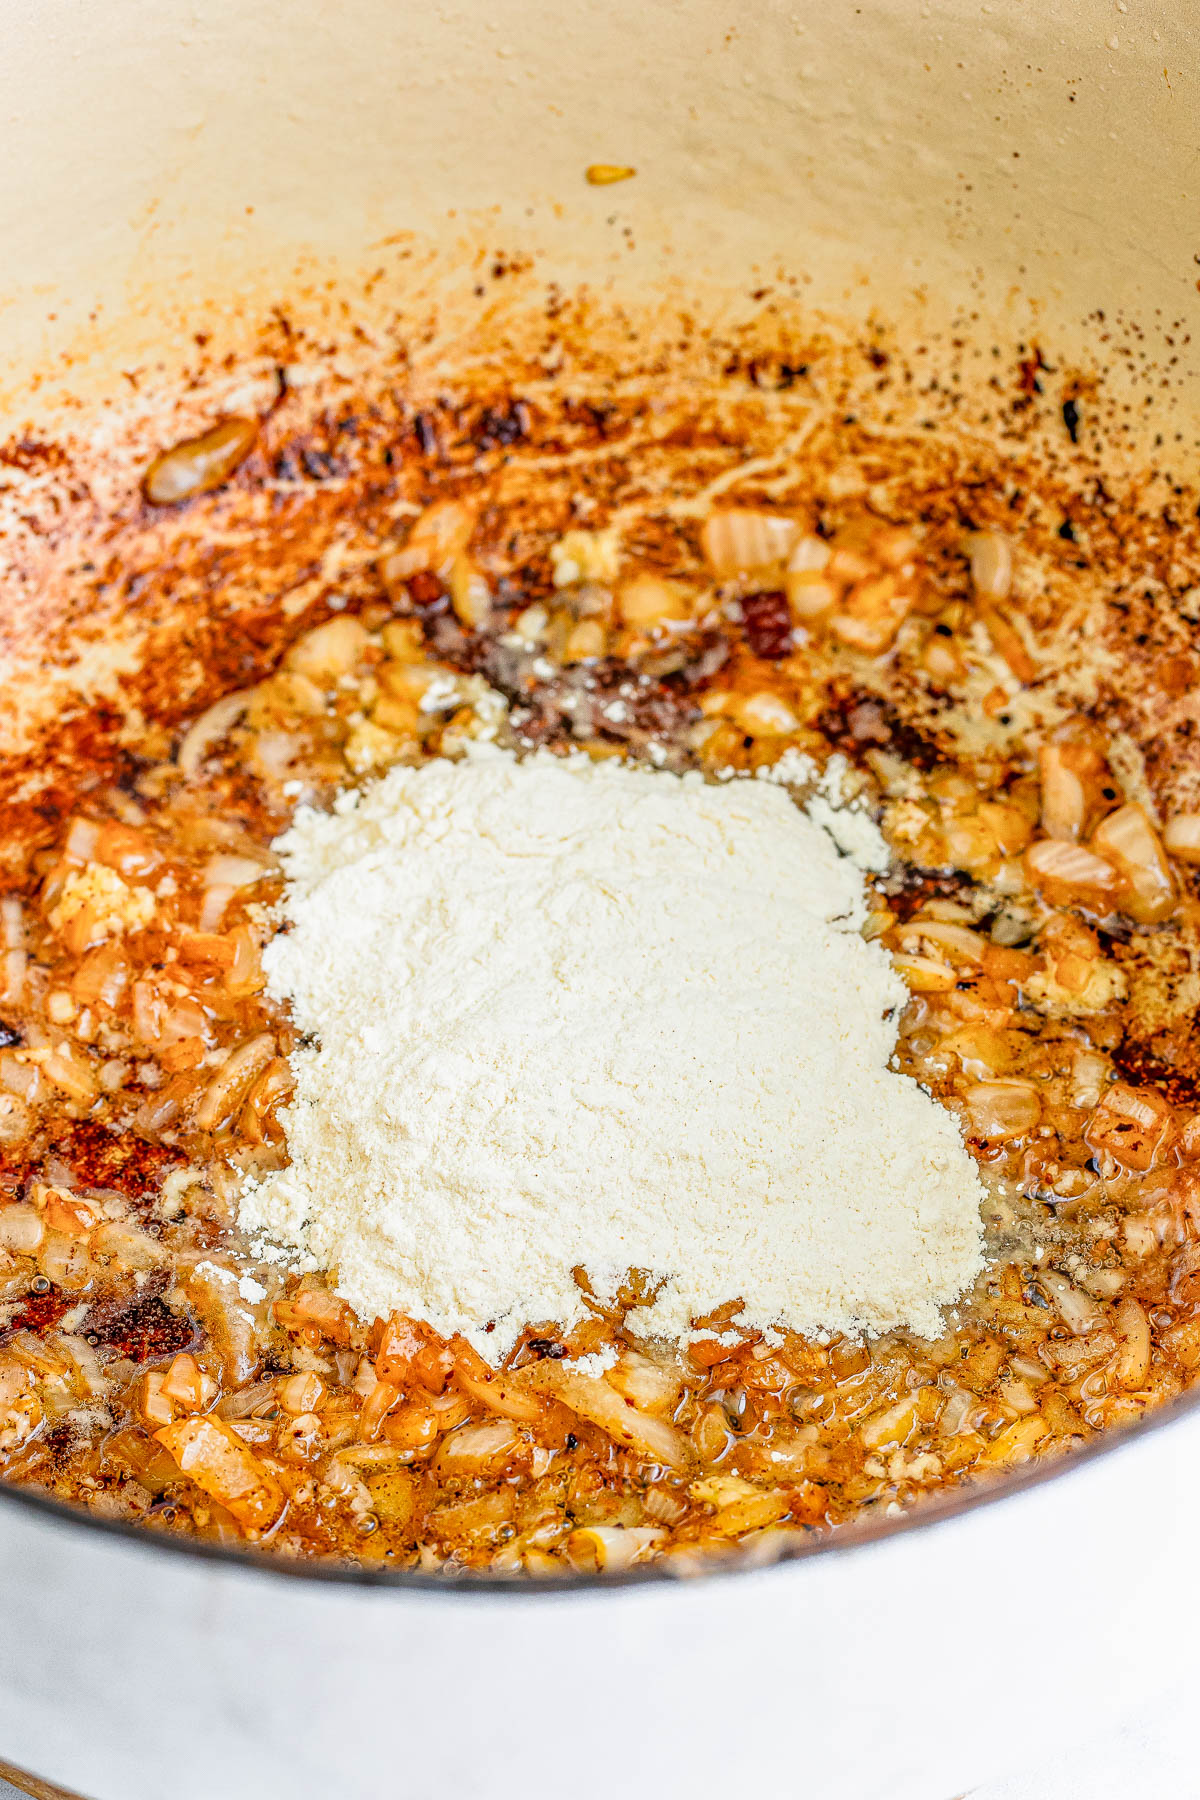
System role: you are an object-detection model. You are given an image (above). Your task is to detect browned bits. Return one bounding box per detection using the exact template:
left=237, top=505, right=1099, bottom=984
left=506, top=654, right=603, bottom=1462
left=740, top=591, right=794, bottom=661
left=3, top=441, right=1200, bottom=1577
left=143, top=417, right=259, bottom=506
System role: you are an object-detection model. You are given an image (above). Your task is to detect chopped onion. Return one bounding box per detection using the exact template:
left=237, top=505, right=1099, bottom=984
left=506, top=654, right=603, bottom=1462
left=196, top=1034, right=276, bottom=1132
left=202, top=852, right=271, bottom=891
left=968, top=530, right=1014, bottom=600
left=1, top=898, right=24, bottom=951
left=0, top=1205, right=44, bottom=1254
left=1039, top=1270, right=1106, bottom=1334
left=176, top=690, right=254, bottom=777
left=0, top=1094, right=33, bottom=1148
left=701, top=510, right=800, bottom=579
left=567, top=1526, right=664, bottom=1573
left=198, top=885, right=235, bottom=932
left=1164, top=811, right=1200, bottom=863
left=63, top=818, right=101, bottom=866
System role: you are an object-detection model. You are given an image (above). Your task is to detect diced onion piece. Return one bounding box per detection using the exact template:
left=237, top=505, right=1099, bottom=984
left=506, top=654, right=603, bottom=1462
left=968, top=530, right=1013, bottom=600
left=895, top=921, right=985, bottom=965
left=198, top=885, right=235, bottom=932
left=196, top=1034, right=276, bottom=1132
left=0, top=899, right=23, bottom=952
left=1163, top=811, right=1200, bottom=864
left=132, top=1085, right=183, bottom=1137
left=859, top=1395, right=920, bottom=1450
left=1091, top=803, right=1175, bottom=924
left=433, top=1419, right=522, bottom=1479
left=144, top=417, right=258, bottom=506
left=1038, top=1270, right=1107, bottom=1335
left=732, top=691, right=801, bottom=739
left=939, top=1024, right=1012, bottom=1079
left=787, top=535, right=831, bottom=575
left=700, top=510, right=800, bottom=579
left=176, top=690, right=254, bottom=776
left=1112, top=1297, right=1151, bottom=1388
left=785, top=571, right=837, bottom=620
left=155, top=1415, right=284, bottom=1532
left=0, top=1094, right=32, bottom=1148
left=284, top=616, right=370, bottom=683
left=0, top=948, right=24, bottom=1007
left=978, top=1415, right=1050, bottom=1467
left=606, top=1351, right=685, bottom=1414
left=961, top=1079, right=1041, bottom=1142
left=161, top=1352, right=218, bottom=1412
left=1024, top=838, right=1118, bottom=909
left=453, top=1365, right=547, bottom=1425
left=358, top=1380, right=400, bottom=1441
left=142, top=1371, right=176, bottom=1428
left=278, top=1372, right=324, bottom=1415
left=0, top=1204, right=44, bottom=1254
left=37, top=1229, right=90, bottom=1290
left=829, top=575, right=912, bottom=655
left=0, top=900, right=25, bottom=1007
left=225, top=926, right=265, bottom=996
left=63, top=818, right=101, bottom=866
left=202, top=852, right=271, bottom=891
left=185, top=1262, right=262, bottom=1388
left=1085, top=1081, right=1173, bottom=1172
left=447, top=556, right=492, bottom=629
left=1038, top=742, right=1088, bottom=841
left=617, top=575, right=694, bottom=628
left=890, top=952, right=957, bottom=994
left=567, top=1525, right=663, bottom=1572
left=42, top=1044, right=98, bottom=1105
left=521, top=1361, right=694, bottom=1470
left=89, top=1220, right=169, bottom=1269
left=383, top=500, right=475, bottom=582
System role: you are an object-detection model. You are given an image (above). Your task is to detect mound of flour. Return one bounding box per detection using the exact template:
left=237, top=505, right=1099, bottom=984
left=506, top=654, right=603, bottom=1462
left=240, top=748, right=984, bottom=1358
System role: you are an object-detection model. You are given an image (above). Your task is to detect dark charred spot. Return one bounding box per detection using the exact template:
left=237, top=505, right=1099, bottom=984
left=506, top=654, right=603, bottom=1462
left=527, top=1338, right=567, bottom=1360
left=498, top=654, right=699, bottom=752
left=472, top=401, right=530, bottom=451
left=0, top=436, right=74, bottom=475
left=300, top=447, right=343, bottom=481
left=412, top=412, right=440, bottom=456
left=1062, top=398, right=1081, bottom=444
left=405, top=570, right=448, bottom=614
left=48, top=1120, right=185, bottom=1201
left=815, top=690, right=947, bottom=772
left=0, top=1283, right=74, bottom=1341
left=40, top=1422, right=75, bottom=1462
left=1111, top=1031, right=1200, bottom=1109
left=1016, top=347, right=1048, bottom=397
left=876, top=865, right=977, bottom=922
left=740, top=591, right=793, bottom=661
left=272, top=447, right=303, bottom=482
left=559, top=398, right=619, bottom=439
left=81, top=1277, right=200, bottom=1364
left=0, top=1021, right=20, bottom=1049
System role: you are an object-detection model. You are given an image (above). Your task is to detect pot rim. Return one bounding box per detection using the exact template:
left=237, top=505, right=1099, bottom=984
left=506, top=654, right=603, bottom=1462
left=2, top=1376, right=1195, bottom=1595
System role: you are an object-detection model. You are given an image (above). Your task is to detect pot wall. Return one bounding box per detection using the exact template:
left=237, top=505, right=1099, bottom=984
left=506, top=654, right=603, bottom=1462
left=0, top=1409, right=1194, bottom=1800
left=1, top=5, right=1199, bottom=1797
left=1, top=1, right=1197, bottom=426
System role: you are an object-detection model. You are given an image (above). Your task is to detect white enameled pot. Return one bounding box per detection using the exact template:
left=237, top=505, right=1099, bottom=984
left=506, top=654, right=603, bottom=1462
left=0, top=1411, right=1196, bottom=1800
left=0, top=4, right=1198, bottom=1796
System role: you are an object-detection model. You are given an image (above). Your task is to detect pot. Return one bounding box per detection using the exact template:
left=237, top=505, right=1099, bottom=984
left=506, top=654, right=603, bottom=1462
left=0, top=3, right=1198, bottom=1796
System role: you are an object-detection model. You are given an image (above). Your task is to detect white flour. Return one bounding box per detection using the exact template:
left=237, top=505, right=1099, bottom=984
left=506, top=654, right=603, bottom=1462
left=240, top=748, right=984, bottom=1358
